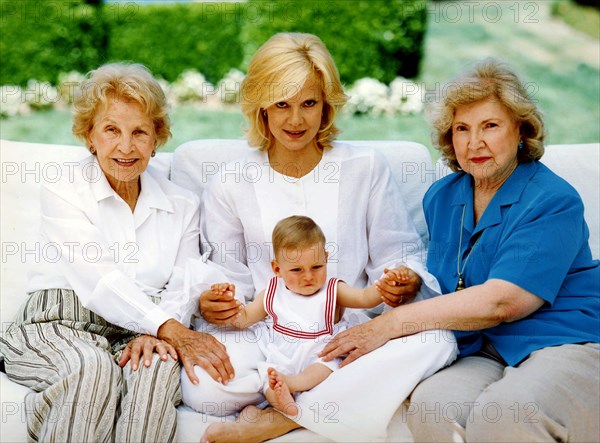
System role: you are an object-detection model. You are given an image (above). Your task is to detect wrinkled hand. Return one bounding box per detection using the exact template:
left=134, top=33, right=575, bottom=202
left=376, top=266, right=422, bottom=308
left=157, top=319, right=234, bottom=385
left=319, top=316, right=391, bottom=368
left=119, top=334, right=177, bottom=370
left=199, top=283, right=242, bottom=325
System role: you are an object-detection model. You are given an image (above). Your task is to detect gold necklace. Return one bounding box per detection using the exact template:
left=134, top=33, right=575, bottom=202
left=456, top=205, right=481, bottom=291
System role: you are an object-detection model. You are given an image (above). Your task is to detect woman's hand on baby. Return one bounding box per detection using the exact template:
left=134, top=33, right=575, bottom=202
left=319, top=316, right=392, bottom=368
left=157, top=319, right=235, bottom=385
left=376, top=267, right=421, bottom=307
left=119, top=334, right=178, bottom=370
left=199, top=283, right=242, bottom=325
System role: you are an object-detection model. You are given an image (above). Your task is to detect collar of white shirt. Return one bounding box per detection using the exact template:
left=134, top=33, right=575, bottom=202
left=86, top=156, right=174, bottom=215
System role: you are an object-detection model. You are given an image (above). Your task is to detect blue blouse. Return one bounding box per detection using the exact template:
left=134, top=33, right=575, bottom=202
left=424, top=161, right=599, bottom=366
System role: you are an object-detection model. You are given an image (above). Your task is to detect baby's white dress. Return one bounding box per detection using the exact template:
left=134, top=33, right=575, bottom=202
left=257, top=276, right=345, bottom=393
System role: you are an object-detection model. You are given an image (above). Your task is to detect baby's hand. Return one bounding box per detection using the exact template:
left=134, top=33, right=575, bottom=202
left=384, top=266, right=416, bottom=284
left=378, top=267, right=421, bottom=308
left=210, top=282, right=235, bottom=298
left=201, top=283, right=240, bottom=325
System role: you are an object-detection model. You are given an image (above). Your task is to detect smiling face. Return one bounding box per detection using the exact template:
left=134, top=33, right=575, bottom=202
left=265, top=75, right=325, bottom=156
left=272, top=242, right=328, bottom=296
left=452, top=98, right=521, bottom=189
left=87, top=97, right=157, bottom=192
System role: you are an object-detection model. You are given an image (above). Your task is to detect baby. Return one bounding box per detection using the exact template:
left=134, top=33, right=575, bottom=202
left=212, top=215, right=416, bottom=416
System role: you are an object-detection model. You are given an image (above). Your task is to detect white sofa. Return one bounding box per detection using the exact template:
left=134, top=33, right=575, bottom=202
left=1, top=138, right=598, bottom=442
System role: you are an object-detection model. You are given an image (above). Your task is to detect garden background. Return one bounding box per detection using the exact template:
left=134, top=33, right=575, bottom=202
left=1, top=0, right=598, bottom=157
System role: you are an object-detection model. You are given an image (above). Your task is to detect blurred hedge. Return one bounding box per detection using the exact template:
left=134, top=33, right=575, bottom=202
left=107, top=3, right=243, bottom=83
left=1, top=0, right=427, bottom=86
left=0, top=0, right=106, bottom=85
left=243, top=0, right=427, bottom=84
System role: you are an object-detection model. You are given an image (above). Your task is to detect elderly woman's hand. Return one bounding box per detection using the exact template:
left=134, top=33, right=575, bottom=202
left=376, top=267, right=422, bottom=307
left=319, top=315, right=393, bottom=368
left=157, top=319, right=234, bottom=385
left=199, top=283, right=242, bottom=325
left=119, top=334, right=178, bottom=370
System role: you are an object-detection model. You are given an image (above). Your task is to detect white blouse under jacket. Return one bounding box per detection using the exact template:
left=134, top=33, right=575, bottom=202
left=26, top=155, right=202, bottom=335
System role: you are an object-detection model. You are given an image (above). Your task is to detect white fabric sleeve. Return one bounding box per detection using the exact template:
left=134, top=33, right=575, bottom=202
left=154, top=203, right=203, bottom=328
left=366, top=151, right=441, bottom=299
left=40, top=183, right=173, bottom=335
left=200, top=175, right=255, bottom=303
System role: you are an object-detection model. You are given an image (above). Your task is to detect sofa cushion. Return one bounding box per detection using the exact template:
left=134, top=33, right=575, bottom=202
left=0, top=372, right=29, bottom=442
left=541, top=144, right=599, bottom=259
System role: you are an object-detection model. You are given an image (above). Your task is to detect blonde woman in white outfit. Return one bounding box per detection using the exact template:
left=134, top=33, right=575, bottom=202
left=181, top=33, right=457, bottom=443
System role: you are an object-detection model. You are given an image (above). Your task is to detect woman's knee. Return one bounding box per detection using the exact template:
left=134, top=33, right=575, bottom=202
left=407, top=372, right=471, bottom=441
left=73, top=344, right=120, bottom=385
left=467, top=381, right=565, bottom=442
left=181, top=366, right=263, bottom=416
left=181, top=365, right=220, bottom=413
left=122, top=354, right=181, bottom=398
left=42, top=344, right=122, bottom=420
left=411, top=329, right=459, bottom=368
left=408, top=357, right=505, bottom=441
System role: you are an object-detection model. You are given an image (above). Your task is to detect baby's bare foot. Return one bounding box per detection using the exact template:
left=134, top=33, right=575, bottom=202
left=269, top=369, right=298, bottom=416
left=274, top=381, right=298, bottom=416
left=267, top=367, right=279, bottom=390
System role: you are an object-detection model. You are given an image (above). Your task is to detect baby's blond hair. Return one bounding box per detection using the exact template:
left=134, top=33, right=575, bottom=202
left=272, top=216, right=326, bottom=259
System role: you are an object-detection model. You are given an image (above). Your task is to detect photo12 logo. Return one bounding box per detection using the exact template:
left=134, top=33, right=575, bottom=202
left=426, top=2, right=540, bottom=24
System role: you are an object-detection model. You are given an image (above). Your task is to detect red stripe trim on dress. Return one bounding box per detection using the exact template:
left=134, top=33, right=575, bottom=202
left=325, top=278, right=337, bottom=335
left=265, top=276, right=278, bottom=324
left=273, top=323, right=331, bottom=339
left=270, top=277, right=338, bottom=339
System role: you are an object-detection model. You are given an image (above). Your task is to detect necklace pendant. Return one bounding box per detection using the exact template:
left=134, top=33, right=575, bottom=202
left=455, top=277, right=466, bottom=291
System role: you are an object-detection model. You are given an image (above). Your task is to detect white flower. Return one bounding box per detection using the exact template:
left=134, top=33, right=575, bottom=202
left=389, top=77, right=423, bottom=115
left=345, top=76, right=424, bottom=116
left=217, top=69, right=245, bottom=104
left=24, top=79, right=60, bottom=109
left=345, top=78, right=390, bottom=116
left=171, top=69, right=214, bottom=103
left=0, top=85, right=30, bottom=117
left=58, top=71, right=86, bottom=104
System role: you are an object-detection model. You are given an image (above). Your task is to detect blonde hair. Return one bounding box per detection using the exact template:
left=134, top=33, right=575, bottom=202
left=72, top=62, right=171, bottom=150
left=272, top=215, right=326, bottom=259
left=429, top=58, right=545, bottom=172
left=241, top=33, right=347, bottom=151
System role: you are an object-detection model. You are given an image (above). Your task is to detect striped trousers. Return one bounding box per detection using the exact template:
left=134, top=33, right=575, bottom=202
left=0, top=289, right=182, bottom=442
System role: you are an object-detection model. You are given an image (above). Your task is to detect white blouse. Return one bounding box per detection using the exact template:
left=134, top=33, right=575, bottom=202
left=201, top=143, right=440, bottom=308
left=26, top=155, right=201, bottom=335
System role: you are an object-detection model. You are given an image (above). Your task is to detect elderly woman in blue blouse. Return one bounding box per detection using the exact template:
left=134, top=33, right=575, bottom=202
left=321, top=59, right=599, bottom=442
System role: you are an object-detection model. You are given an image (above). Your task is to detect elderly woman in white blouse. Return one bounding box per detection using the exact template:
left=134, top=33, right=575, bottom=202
left=0, top=63, right=233, bottom=442
left=181, top=33, right=457, bottom=443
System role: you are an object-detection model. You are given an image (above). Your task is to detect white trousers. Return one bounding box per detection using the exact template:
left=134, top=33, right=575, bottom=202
left=181, top=321, right=457, bottom=442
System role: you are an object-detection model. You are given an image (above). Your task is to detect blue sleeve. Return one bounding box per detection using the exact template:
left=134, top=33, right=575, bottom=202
left=488, top=190, right=588, bottom=304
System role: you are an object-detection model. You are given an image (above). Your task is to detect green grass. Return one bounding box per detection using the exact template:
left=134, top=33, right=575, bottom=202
left=551, top=0, right=600, bottom=39
left=420, top=1, right=600, bottom=145
left=1, top=1, right=598, bottom=155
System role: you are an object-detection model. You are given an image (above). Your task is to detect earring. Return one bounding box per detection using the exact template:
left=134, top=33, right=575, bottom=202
left=90, top=146, right=96, bottom=155
left=262, top=110, right=267, bottom=117
left=518, top=139, right=524, bottom=150
left=151, top=150, right=156, bottom=158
